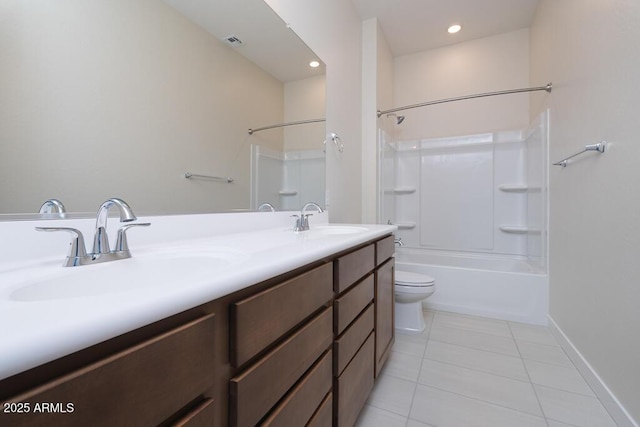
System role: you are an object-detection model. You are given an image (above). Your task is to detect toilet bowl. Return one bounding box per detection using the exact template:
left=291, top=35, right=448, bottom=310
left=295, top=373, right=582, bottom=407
left=395, top=270, right=435, bottom=333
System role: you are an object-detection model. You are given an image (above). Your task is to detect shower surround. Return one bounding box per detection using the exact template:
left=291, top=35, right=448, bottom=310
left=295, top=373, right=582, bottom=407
left=381, top=112, right=549, bottom=325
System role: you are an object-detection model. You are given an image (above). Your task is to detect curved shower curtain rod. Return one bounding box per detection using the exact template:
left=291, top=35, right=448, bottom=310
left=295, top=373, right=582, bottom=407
left=377, top=82, right=552, bottom=117
left=248, top=118, right=326, bottom=135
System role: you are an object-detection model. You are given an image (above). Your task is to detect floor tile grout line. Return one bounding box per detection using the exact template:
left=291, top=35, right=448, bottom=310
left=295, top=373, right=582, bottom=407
left=427, top=335, right=521, bottom=359
left=405, top=309, right=434, bottom=425
left=533, top=382, right=615, bottom=400
left=431, top=318, right=513, bottom=339
left=521, top=358, right=602, bottom=396
left=416, top=382, right=549, bottom=421
left=508, top=320, right=551, bottom=427
left=421, top=353, right=532, bottom=384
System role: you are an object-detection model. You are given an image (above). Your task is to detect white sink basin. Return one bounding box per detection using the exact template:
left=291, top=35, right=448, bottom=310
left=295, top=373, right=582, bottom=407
left=310, top=225, right=369, bottom=235
left=9, top=248, right=247, bottom=302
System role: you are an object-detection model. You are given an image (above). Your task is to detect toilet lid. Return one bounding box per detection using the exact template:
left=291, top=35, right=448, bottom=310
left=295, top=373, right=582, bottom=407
left=395, top=270, right=435, bottom=286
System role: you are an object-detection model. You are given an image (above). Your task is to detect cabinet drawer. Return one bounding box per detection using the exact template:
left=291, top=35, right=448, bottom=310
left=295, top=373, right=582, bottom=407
left=376, top=235, right=395, bottom=265
left=230, top=307, right=333, bottom=427
left=334, top=274, right=374, bottom=335
left=262, top=350, right=332, bottom=427
left=2, top=314, right=215, bottom=427
left=307, top=392, right=332, bottom=427
left=335, top=333, right=375, bottom=427
left=334, top=303, right=374, bottom=376
left=231, top=263, right=333, bottom=367
left=334, top=244, right=375, bottom=293
left=172, top=398, right=215, bottom=427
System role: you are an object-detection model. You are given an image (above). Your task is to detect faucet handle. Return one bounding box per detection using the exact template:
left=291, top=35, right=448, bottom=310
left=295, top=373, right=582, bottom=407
left=115, top=223, right=151, bottom=252
left=36, top=227, right=88, bottom=265
left=291, top=214, right=304, bottom=232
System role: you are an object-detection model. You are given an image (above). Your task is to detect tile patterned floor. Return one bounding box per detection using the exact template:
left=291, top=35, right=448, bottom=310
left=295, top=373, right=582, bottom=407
left=356, top=310, right=618, bottom=427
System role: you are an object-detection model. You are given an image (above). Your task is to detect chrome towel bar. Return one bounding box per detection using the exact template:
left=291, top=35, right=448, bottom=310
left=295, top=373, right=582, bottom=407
left=184, top=172, right=234, bottom=183
left=248, top=118, right=325, bottom=135
left=553, top=142, right=606, bottom=167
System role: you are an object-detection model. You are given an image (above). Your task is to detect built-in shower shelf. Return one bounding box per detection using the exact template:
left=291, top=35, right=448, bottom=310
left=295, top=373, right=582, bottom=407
left=395, top=222, right=416, bottom=230
left=393, top=187, right=416, bottom=195
left=498, top=184, right=542, bottom=193
left=499, top=226, right=541, bottom=235
left=278, top=190, right=298, bottom=196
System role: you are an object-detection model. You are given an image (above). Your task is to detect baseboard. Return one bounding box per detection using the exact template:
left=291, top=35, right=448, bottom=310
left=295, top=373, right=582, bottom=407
left=548, top=315, right=638, bottom=427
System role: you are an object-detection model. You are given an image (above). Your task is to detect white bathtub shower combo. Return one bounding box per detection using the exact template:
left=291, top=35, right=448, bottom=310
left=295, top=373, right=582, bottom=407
left=382, top=112, right=549, bottom=327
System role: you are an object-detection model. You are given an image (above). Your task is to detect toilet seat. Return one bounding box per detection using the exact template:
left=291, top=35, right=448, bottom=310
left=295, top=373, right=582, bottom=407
left=395, top=270, right=435, bottom=287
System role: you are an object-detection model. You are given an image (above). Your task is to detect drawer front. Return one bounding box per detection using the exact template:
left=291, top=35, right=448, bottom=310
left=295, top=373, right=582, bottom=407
left=231, top=263, right=333, bottom=367
left=307, top=392, right=333, bottom=427
left=172, top=398, right=215, bottom=427
left=334, top=274, right=374, bottom=335
left=335, top=333, right=375, bottom=427
left=334, top=303, right=374, bottom=376
left=1, top=314, right=215, bottom=427
left=376, top=235, right=395, bottom=265
left=230, top=307, right=333, bottom=427
left=261, top=350, right=332, bottom=427
left=335, top=244, right=375, bottom=293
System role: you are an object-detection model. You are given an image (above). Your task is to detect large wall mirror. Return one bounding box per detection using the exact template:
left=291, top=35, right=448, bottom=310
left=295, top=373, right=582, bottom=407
left=0, top=0, right=326, bottom=219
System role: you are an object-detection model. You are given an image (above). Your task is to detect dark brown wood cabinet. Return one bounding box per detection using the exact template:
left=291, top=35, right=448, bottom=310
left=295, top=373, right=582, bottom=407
left=375, top=257, right=395, bottom=377
left=0, top=233, right=394, bottom=427
left=0, top=314, right=216, bottom=427
left=229, top=307, right=333, bottom=427
left=230, top=263, right=333, bottom=368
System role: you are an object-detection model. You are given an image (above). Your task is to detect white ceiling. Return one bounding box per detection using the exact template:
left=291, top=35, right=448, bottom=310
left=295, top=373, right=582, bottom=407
left=163, top=0, right=539, bottom=83
left=351, top=0, right=540, bottom=56
left=162, top=0, right=325, bottom=83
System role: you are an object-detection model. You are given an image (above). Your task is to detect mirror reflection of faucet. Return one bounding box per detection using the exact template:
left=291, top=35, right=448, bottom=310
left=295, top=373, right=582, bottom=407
left=38, top=198, right=67, bottom=218
left=257, top=203, right=275, bottom=212
left=36, top=198, right=150, bottom=267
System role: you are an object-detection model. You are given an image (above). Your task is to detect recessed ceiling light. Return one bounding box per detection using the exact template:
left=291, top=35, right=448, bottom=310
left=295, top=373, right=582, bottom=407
left=448, top=24, right=462, bottom=34
left=309, top=60, right=320, bottom=68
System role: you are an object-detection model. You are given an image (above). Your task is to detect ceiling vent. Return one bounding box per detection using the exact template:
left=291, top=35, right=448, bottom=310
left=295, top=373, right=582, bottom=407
left=222, top=35, right=243, bottom=47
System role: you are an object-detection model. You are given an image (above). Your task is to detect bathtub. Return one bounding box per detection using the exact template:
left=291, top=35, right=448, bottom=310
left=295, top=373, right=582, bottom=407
left=395, top=249, right=549, bottom=325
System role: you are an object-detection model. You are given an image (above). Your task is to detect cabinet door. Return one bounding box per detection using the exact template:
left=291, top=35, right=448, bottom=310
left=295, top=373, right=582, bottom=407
left=375, top=258, right=394, bottom=377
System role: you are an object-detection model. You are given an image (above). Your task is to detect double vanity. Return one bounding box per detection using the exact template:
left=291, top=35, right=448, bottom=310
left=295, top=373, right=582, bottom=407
left=0, top=210, right=396, bottom=426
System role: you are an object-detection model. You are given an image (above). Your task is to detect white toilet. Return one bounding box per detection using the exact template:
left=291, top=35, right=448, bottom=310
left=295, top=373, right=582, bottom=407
left=394, top=270, right=435, bottom=333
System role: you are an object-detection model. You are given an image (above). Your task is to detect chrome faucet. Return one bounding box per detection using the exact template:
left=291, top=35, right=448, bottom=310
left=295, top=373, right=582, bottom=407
left=38, top=199, right=66, bottom=216
left=36, top=198, right=149, bottom=267
left=292, top=202, right=324, bottom=231
left=93, top=198, right=138, bottom=254
left=257, top=203, right=275, bottom=212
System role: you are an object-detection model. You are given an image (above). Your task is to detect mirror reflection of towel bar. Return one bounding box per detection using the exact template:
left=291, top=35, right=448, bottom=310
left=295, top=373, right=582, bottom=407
left=553, top=141, right=606, bottom=167
left=184, top=172, right=234, bottom=183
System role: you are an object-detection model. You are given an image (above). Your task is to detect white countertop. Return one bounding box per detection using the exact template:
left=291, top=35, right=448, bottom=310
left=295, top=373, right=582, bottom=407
left=0, top=215, right=395, bottom=380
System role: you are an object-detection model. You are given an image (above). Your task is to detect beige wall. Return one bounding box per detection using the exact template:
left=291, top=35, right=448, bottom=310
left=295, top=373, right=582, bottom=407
left=531, top=0, right=640, bottom=422
left=265, top=0, right=364, bottom=222
left=0, top=0, right=284, bottom=214
left=283, top=75, right=326, bottom=152
left=393, top=29, right=530, bottom=140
